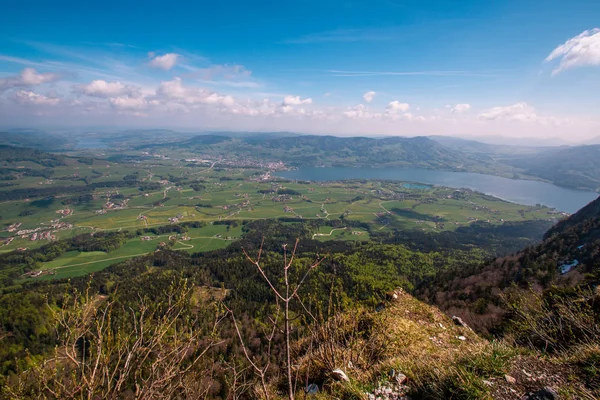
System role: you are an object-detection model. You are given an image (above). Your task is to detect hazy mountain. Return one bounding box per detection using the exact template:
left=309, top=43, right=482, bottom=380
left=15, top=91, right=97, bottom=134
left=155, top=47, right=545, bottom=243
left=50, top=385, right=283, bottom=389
left=0, top=130, right=69, bottom=151
left=504, top=145, right=600, bottom=191
left=145, top=134, right=509, bottom=173
left=428, top=135, right=548, bottom=156
left=455, top=134, right=573, bottom=147
left=586, top=135, right=600, bottom=145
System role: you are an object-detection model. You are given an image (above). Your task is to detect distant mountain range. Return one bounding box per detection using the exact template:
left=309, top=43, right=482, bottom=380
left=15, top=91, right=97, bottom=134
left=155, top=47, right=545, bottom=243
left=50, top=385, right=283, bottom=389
left=448, top=134, right=575, bottom=147
left=0, top=129, right=69, bottom=151
left=502, top=145, right=600, bottom=191
left=143, top=133, right=600, bottom=191
left=2, top=129, right=600, bottom=191
left=158, top=134, right=514, bottom=174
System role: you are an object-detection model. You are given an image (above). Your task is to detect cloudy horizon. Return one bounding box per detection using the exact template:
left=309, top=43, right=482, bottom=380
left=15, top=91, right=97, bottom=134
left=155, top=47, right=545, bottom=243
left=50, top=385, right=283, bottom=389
left=2, top=1, right=600, bottom=142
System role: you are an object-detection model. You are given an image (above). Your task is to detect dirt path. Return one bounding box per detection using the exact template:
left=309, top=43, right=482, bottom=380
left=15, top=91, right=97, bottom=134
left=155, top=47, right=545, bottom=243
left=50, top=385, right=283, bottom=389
left=51, top=253, right=151, bottom=269
left=175, top=240, right=194, bottom=249
left=312, top=227, right=347, bottom=239
left=379, top=201, right=392, bottom=214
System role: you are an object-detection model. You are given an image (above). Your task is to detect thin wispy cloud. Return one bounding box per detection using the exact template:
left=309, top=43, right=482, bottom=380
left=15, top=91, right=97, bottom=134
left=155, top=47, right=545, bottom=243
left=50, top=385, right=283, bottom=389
left=328, top=70, right=503, bottom=77
left=198, top=80, right=261, bottom=89
left=0, top=55, right=50, bottom=68
left=1, top=42, right=145, bottom=83
left=180, top=64, right=260, bottom=89
left=18, top=40, right=103, bottom=66
left=82, top=42, right=141, bottom=49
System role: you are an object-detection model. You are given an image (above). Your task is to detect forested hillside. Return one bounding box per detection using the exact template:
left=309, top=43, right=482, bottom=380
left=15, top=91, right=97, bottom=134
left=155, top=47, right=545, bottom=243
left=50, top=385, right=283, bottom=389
left=503, top=145, right=600, bottom=191
left=0, top=130, right=69, bottom=151
left=140, top=134, right=516, bottom=174
left=420, top=195, right=600, bottom=334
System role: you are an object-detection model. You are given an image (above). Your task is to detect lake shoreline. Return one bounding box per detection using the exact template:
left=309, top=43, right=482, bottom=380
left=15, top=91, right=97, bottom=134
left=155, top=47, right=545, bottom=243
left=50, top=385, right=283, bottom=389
left=276, top=167, right=599, bottom=213
left=281, top=164, right=599, bottom=194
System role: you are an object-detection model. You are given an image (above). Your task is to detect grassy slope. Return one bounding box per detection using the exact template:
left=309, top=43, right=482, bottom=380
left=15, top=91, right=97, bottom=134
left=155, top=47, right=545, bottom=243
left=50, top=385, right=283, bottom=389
left=300, top=289, right=594, bottom=399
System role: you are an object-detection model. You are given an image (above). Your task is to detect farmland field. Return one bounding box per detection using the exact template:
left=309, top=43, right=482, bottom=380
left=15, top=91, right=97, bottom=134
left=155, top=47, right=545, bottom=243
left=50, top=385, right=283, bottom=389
left=0, top=146, right=562, bottom=281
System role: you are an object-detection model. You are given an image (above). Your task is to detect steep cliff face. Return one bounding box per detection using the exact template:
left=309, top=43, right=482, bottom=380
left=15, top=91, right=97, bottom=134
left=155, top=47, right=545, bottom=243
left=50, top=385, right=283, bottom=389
left=419, top=196, right=600, bottom=334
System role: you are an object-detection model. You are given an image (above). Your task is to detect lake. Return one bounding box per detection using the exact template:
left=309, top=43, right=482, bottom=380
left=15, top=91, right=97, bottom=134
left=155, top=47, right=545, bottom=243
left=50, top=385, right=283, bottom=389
left=277, top=167, right=598, bottom=213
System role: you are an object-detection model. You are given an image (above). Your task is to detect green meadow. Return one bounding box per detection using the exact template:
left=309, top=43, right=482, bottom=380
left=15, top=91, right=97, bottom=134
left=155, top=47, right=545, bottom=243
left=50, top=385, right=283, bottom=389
left=2, top=154, right=559, bottom=279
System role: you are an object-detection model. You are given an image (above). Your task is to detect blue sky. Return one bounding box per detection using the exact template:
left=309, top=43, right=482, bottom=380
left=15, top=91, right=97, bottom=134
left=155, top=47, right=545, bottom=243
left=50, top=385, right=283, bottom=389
left=1, top=0, right=600, bottom=141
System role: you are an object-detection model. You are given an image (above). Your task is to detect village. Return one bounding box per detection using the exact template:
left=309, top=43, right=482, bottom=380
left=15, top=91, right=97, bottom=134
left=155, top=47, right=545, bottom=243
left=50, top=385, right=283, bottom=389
left=3, top=209, right=75, bottom=245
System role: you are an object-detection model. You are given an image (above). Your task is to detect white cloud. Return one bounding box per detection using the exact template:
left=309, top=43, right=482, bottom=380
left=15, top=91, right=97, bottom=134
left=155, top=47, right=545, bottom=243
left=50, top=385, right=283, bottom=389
left=13, top=90, right=60, bottom=106
left=341, top=101, right=422, bottom=121
left=343, top=104, right=380, bottom=119
left=109, top=95, right=148, bottom=110
left=478, top=102, right=550, bottom=123
left=78, top=80, right=135, bottom=97
left=157, top=78, right=189, bottom=99
left=0, top=68, right=59, bottom=92
left=451, top=103, right=471, bottom=113
left=363, top=90, right=376, bottom=103
left=546, top=28, right=600, bottom=75
left=283, top=95, right=313, bottom=105
left=203, top=92, right=235, bottom=106
left=2, top=50, right=595, bottom=140
left=400, top=113, right=426, bottom=122
left=20, top=68, right=58, bottom=85
left=385, top=100, right=410, bottom=114
left=157, top=77, right=236, bottom=107
left=149, top=53, right=180, bottom=70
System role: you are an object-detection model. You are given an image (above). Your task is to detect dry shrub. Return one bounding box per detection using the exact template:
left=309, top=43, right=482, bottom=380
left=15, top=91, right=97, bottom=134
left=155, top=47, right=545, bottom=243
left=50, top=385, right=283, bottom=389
left=295, top=307, right=390, bottom=385
left=503, top=287, right=600, bottom=352
left=2, top=280, right=224, bottom=400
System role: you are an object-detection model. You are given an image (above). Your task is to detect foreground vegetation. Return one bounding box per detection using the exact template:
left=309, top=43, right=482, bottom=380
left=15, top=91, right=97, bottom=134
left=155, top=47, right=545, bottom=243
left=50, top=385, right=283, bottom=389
left=1, top=196, right=599, bottom=398
left=1, top=249, right=598, bottom=399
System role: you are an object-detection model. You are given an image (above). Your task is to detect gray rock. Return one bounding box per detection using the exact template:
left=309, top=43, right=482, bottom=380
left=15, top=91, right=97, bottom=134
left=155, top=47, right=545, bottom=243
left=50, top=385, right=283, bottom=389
left=523, top=387, right=559, bottom=400
left=505, top=374, right=517, bottom=384
left=305, top=383, right=319, bottom=394
left=395, top=373, right=407, bottom=385
left=452, top=315, right=469, bottom=328
left=331, top=368, right=350, bottom=382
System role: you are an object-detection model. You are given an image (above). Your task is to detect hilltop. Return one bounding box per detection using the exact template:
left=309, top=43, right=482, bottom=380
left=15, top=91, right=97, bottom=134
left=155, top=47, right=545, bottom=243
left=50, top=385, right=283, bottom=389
left=295, top=288, right=588, bottom=399
left=154, top=134, right=499, bottom=172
